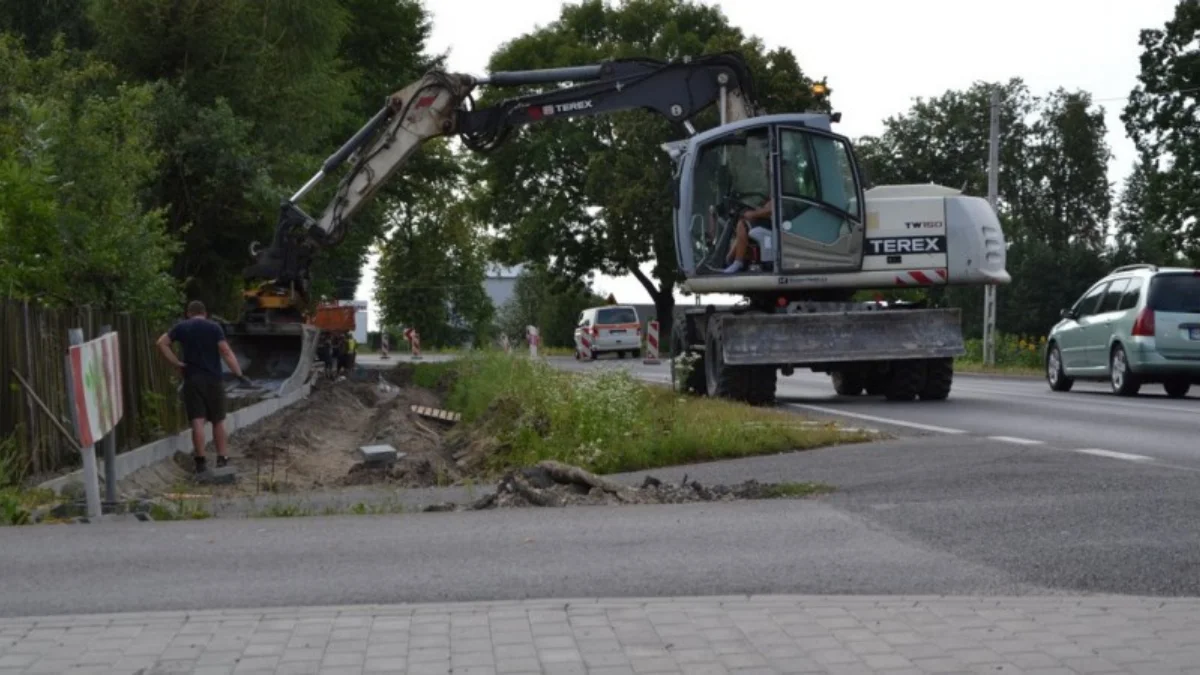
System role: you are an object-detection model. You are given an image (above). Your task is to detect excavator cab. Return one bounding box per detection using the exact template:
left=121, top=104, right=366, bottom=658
left=672, top=114, right=868, bottom=292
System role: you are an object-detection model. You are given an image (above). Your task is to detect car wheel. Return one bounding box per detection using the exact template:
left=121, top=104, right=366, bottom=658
left=1164, top=378, right=1190, bottom=399
left=1046, top=343, right=1073, bottom=392
left=1110, top=344, right=1141, bottom=396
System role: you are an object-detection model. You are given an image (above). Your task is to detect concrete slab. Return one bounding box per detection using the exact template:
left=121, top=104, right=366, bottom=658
left=195, top=466, right=237, bottom=485
left=359, top=445, right=402, bottom=465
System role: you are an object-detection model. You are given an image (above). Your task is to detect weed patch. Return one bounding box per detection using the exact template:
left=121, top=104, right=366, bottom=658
left=415, top=353, right=872, bottom=476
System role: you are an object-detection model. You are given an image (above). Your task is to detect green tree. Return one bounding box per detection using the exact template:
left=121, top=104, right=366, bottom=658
left=85, top=0, right=359, bottom=315
left=855, top=79, right=1115, bottom=338
left=854, top=79, right=1039, bottom=233
left=0, top=0, right=93, bottom=55
left=1112, top=154, right=1177, bottom=266
left=0, top=35, right=180, bottom=319
left=497, top=264, right=606, bottom=348
left=472, top=0, right=831, bottom=339
left=1121, top=0, right=1199, bottom=265
left=373, top=144, right=496, bottom=347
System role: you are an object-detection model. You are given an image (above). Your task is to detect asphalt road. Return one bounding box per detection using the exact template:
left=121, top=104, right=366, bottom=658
left=5, top=433, right=1200, bottom=617
left=550, top=356, right=1200, bottom=469
left=5, top=353, right=1198, bottom=617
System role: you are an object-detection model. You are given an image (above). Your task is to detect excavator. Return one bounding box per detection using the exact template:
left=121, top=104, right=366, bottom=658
left=223, top=51, right=1009, bottom=403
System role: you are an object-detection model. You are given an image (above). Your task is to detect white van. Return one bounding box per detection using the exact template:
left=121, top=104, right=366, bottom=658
left=574, top=305, right=641, bottom=359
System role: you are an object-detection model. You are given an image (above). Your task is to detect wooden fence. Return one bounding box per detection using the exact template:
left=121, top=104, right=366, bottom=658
left=1, top=299, right=189, bottom=481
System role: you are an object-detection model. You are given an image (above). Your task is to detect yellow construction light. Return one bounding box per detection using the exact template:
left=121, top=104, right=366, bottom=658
left=811, top=83, right=828, bottom=96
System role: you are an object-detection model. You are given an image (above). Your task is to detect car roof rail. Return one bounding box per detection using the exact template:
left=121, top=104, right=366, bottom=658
left=1111, top=263, right=1158, bottom=274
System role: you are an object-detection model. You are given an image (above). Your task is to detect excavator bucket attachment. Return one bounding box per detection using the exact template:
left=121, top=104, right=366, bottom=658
left=220, top=323, right=320, bottom=399
left=718, top=308, right=965, bottom=366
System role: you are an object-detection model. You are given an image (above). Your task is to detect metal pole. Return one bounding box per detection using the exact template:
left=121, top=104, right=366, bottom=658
left=99, top=324, right=117, bottom=505
left=64, top=328, right=101, bottom=519
left=983, top=88, right=1000, bottom=367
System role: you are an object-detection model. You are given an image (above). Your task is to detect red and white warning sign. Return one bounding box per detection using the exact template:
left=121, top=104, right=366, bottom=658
left=643, top=320, right=661, bottom=365
left=403, top=328, right=422, bottom=358
left=68, top=332, right=124, bottom=447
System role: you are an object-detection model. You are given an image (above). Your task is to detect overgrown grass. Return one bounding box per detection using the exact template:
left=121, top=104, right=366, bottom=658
left=419, top=352, right=871, bottom=476
left=956, top=333, right=1045, bottom=377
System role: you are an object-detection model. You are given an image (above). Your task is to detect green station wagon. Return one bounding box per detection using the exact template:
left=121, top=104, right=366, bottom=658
left=1046, top=264, right=1200, bottom=397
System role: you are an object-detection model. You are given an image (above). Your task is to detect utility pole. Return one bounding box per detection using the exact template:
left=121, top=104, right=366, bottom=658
left=983, top=88, right=1000, bottom=367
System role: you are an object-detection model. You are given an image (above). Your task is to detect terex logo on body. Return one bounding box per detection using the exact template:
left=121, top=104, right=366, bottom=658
left=542, top=99, right=595, bottom=115
left=866, top=236, right=946, bottom=256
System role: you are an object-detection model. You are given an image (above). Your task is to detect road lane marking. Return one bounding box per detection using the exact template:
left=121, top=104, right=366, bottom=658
left=1071, top=448, right=1153, bottom=462
left=950, top=382, right=1197, bottom=415
left=787, top=404, right=967, bottom=435
left=987, top=436, right=1045, bottom=445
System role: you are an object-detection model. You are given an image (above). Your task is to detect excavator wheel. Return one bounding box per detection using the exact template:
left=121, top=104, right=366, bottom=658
left=703, top=317, right=776, bottom=406
left=918, top=358, right=954, bottom=400
left=831, top=370, right=865, bottom=396
left=883, top=359, right=926, bottom=402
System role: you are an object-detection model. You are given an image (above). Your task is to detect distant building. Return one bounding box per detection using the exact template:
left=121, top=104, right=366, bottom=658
left=484, top=263, right=524, bottom=311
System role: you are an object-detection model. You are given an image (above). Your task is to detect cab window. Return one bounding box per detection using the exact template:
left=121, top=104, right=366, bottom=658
left=776, top=128, right=860, bottom=245
left=688, top=128, right=771, bottom=270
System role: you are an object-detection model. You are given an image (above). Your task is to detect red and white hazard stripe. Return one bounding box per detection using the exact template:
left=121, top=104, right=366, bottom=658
left=404, top=328, right=421, bottom=358
left=579, top=332, right=593, bottom=360
left=643, top=321, right=661, bottom=364
left=894, top=269, right=948, bottom=286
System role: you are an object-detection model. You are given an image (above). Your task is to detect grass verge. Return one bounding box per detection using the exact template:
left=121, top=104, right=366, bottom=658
left=954, top=360, right=1042, bottom=378
left=416, top=352, right=873, bottom=476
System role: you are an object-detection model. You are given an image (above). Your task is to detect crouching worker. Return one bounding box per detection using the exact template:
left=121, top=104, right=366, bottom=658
left=156, top=301, right=250, bottom=474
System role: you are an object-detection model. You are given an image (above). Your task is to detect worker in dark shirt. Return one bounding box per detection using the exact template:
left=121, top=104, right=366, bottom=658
left=155, top=300, right=249, bottom=474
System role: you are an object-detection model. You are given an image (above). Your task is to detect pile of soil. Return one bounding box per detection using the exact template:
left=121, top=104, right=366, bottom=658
left=422, top=460, right=829, bottom=511
left=220, top=373, right=463, bottom=494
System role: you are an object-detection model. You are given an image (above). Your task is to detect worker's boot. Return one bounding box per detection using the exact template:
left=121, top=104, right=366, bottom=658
left=216, top=456, right=229, bottom=469
left=193, top=455, right=208, bottom=475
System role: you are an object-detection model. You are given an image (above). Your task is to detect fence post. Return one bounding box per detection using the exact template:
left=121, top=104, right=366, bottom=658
left=99, top=324, right=117, bottom=505
left=22, top=300, right=38, bottom=473
left=64, top=328, right=102, bottom=519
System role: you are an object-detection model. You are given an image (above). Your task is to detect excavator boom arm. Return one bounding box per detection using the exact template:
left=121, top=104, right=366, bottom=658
left=241, top=53, right=760, bottom=292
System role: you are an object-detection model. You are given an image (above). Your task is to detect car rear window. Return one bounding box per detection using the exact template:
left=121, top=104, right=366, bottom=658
left=596, top=308, right=637, bottom=324
left=1149, top=273, right=1200, bottom=313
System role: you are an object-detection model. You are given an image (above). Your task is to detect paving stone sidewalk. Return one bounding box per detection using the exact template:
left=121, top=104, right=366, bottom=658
left=2, top=595, right=1199, bottom=675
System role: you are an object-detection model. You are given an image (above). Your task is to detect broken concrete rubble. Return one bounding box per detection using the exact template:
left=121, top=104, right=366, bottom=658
left=421, top=460, right=831, bottom=512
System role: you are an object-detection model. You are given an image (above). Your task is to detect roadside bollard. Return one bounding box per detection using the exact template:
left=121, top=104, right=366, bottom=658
left=404, top=328, right=422, bottom=360
left=643, top=320, right=661, bottom=364
left=579, top=332, right=593, bottom=360
left=526, top=326, right=539, bottom=359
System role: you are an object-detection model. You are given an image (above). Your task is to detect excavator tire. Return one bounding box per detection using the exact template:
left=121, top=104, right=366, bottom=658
left=918, top=358, right=954, bottom=400
left=831, top=370, right=865, bottom=396
left=704, top=318, right=776, bottom=406
left=865, top=375, right=887, bottom=396
left=883, top=359, right=926, bottom=402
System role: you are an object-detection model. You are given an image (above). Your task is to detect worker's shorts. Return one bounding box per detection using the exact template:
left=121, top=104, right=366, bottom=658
left=182, top=374, right=226, bottom=423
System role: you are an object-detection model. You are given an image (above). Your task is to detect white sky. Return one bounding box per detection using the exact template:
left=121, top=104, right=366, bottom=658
left=356, top=0, right=1179, bottom=328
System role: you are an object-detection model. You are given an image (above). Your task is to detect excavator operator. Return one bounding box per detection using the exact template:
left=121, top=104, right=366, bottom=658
left=724, top=133, right=775, bottom=273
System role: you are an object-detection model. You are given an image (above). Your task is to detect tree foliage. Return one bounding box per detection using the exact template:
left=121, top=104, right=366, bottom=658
left=472, top=0, right=832, bottom=336
left=855, top=78, right=1116, bottom=337
left=1120, top=0, right=1199, bottom=264
left=497, top=265, right=607, bottom=348
left=373, top=144, right=495, bottom=348
left=0, top=35, right=180, bottom=320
